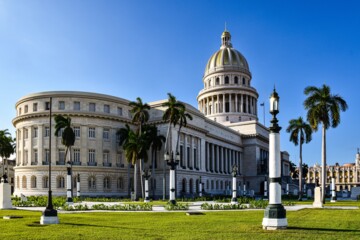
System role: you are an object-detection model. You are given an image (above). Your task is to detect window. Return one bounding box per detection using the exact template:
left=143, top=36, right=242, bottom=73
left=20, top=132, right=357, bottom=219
left=45, top=101, right=50, bottom=110
left=19, top=108, right=22, bottom=115
left=242, top=77, right=246, bottom=85
left=58, top=149, right=65, bottom=164
left=216, top=77, right=219, bottom=85
left=117, top=177, right=124, bottom=189
left=89, top=149, right=96, bottom=163
left=44, top=149, right=50, bottom=164
left=234, top=76, right=238, bottom=84
left=33, top=103, right=38, bottom=112
left=89, top=103, right=96, bottom=112
left=24, top=150, right=28, bottom=165
left=31, top=176, right=37, bottom=188
left=104, top=104, right=110, bottom=113
left=117, top=152, right=123, bottom=167
left=103, top=129, right=110, bottom=140
left=117, top=107, right=123, bottom=116
left=88, top=176, right=96, bottom=189
left=22, top=176, right=27, bottom=188
left=88, top=127, right=96, bottom=138
left=74, top=127, right=80, bottom=138
left=25, top=129, right=29, bottom=139
left=225, top=76, right=229, bottom=84
left=57, top=176, right=65, bottom=188
left=24, top=105, right=28, bottom=113
left=45, top=127, right=50, bottom=137
left=73, top=149, right=80, bottom=163
left=58, top=101, right=65, bottom=110
left=42, top=176, right=49, bottom=188
left=34, top=149, right=38, bottom=164
left=103, top=151, right=109, bottom=163
left=33, top=127, right=38, bottom=138
left=73, top=101, right=80, bottom=111
left=103, top=177, right=111, bottom=189
left=57, top=128, right=64, bottom=137
left=193, top=148, right=197, bottom=169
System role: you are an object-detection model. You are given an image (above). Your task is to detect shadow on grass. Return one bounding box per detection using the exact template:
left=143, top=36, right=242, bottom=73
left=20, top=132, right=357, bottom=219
left=288, top=226, right=360, bottom=233
left=27, top=222, right=48, bottom=227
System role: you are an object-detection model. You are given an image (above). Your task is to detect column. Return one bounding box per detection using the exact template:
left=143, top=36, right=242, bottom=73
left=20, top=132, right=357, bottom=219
left=184, top=134, right=187, bottom=169
left=211, top=144, right=214, bottom=172
left=206, top=98, right=209, bottom=115
left=240, top=94, right=243, bottom=113
left=217, top=94, right=220, bottom=113
left=223, top=94, right=226, bottom=113
left=235, top=94, right=238, bottom=112
left=229, top=94, right=232, bottom=112
left=211, top=96, right=214, bottom=115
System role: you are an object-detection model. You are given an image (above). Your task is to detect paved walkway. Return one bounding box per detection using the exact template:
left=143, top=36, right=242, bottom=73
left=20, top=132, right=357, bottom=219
left=14, top=201, right=359, bottom=213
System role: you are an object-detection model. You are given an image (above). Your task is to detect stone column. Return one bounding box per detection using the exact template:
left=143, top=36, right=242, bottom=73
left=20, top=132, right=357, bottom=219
left=229, top=94, right=232, bottom=112
left=240, top=94, right=243, bottom=113
left=223, top=94, right=226, bottom=113
left=235, top=94, right=238, bottom=112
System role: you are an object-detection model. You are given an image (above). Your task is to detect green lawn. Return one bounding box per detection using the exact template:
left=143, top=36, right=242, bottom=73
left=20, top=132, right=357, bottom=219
left=1, top=208, right=360, bottom=240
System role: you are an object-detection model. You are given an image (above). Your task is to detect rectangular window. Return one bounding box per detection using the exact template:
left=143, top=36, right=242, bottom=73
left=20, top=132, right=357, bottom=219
left=25, top=105, right=28, bottom=113
left=58, top=149, right=65, bottom=163
left=88, top=149, right=96, bottom=162
left=33, top=127, right=38, bottom=138
left=33, top=103, right=38, bottom=112
left=89, top=103, right=96, bottom=112
left=103, top=129, right=110, bottom=140
left=24, top=150, right=28, bottom=164
left=58, top=101, right=65, bottom=110
left=73, top=101, right=80, bottom=111
left=117, top=107, right=123, bottom=116
left=74, top=127, right=80, bottom=138
left=34, top=149, right=38, bottom=163
left=88, top=127, right=96, bottom=138
left=104, top=104, right=110, bottom=113
left=57, top=128, right=64, bottom=137
left=194, top=148, right=197, bottom=168
left=117, top=152, right=123, bottom=167
left=45, top=149, right=50, bottom=163
left=19, top=108, right=22, bottom=115
left=45, top=101, right=50, bottom=110
left=103, top=151, right=109, bottom=163
left=73, top=149, right=80, bottom=163
left=187, top=146, right=190, bottom=168
left=45, top=127, right=50, bottom=137
left=25, top=129, right=29, bottom=139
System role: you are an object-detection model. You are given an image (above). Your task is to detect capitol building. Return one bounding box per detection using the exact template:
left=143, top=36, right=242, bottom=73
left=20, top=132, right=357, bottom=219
left=12, top=30, right=291, bottom=198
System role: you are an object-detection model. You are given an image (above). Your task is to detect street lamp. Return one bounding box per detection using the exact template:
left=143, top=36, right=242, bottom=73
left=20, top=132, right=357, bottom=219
left=262, top=88, right=287, bottom=230
left=231, top=164, right=238, bottom=204
left=164, top=151, right=180, bottom=204
left=198, top=176, right=203, bottom=197
left=142, top=169, right=152, bottom=203
left=66, top=161, right=73, bottom=204
left=40, top=97, right=59, bottom=224
left=264, top=175, right=268, bottom=200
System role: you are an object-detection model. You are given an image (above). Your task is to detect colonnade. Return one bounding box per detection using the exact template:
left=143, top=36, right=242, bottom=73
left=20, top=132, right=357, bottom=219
left=178, top=133, right=201, bottom=170
left=198, top=93, right=257, bottom=116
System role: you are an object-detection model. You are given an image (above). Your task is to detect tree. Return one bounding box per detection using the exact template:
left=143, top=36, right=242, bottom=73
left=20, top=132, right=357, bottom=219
left=129, top=97, right=151, bottom=198
left=286, top=116, right=312, bottom=201
left=174, top=105, right=193, bottom=154
left=144, top=125, right=165, bottom=198
left=0, top=129, right=15, bottom=181
left=161, top=93, right=186, bottom=200
left=304, top=84, right=348, bottom=203
left=54, top=115, right=75, bottom=199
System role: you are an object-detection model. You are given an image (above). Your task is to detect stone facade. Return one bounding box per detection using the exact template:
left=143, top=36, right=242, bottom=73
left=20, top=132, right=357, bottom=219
left=306, top=151, right=360, bottom=192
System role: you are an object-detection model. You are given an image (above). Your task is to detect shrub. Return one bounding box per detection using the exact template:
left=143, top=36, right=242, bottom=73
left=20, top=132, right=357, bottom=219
left=165, top=202, right=189, bottom=210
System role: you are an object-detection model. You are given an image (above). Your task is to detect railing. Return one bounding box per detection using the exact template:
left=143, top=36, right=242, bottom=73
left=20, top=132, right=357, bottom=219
left=56, top=161, right=65, bottom=165
left=31, top=162, right=38, bottom=165
left=103, top=162, right=112, bottom=167
left=87, top=162, right=97, bottom=166
left=72, top=161, right=81, bottom=166
left=116, top=163, right=124, bottom=168
left=42, top=161, right=49, bottom=165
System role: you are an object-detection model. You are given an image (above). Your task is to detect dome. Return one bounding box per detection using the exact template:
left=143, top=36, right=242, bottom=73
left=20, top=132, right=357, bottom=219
left=204, top=31, right=250, bottom=77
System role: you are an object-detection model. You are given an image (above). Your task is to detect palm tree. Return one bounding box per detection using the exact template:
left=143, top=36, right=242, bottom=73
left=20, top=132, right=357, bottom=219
left=144, top=125, right=165, bottom=198
left=161, top=93, right=186, bottom=199
left=54, top=115, right=75, bottom=198
left=0, top=129, right=15, bottom=181
left=174, top=106, right=193, bottom=155
left=286, top=117, right=312, bottom=201
left=129, top=97, right=151, bottom=198
left=304, top=84, right=348, bottom=203
left=117, top=124, right=132, bottom=197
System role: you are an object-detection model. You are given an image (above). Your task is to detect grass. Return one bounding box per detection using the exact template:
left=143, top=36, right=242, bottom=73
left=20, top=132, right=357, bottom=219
left=1, top=207, right=360, bottom=239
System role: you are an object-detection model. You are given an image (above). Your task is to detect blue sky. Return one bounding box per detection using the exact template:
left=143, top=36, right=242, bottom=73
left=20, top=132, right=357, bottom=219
left=1, top=0, right=359, bottom=166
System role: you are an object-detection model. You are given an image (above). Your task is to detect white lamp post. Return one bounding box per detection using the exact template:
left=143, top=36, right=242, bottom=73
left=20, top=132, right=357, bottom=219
left=165, top=151, right=180, bottom=204
left=231, top=164, right=238, bottom=204
left=199, top=176, right=203, bottom=197
left=76, top=173, right=81, bottom=197
left=66, top=161, right=73, bottom=204
left=331, top=177, right=337, bottom=202
left=262, top=88, right=288, bottom=230
left=142, top=169, right=151, bottom=203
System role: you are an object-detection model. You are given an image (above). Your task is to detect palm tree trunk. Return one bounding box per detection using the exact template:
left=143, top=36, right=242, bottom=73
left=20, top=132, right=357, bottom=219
left=134, top=162, right=137, bottom=200
left=299, top=142, right=302, bottom=201
left=321, top=125, right=326, bottom=204
left=69, top=146, right=73, bottom=199
left=140, top=159, right=144, bottom=198
left=152, top=149, right=156, bottom=199
left=163, top=123, right=171, bottom=200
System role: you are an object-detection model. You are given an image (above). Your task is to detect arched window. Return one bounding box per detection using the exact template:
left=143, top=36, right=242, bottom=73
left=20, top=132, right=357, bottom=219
left=57, top=176, right=65, bottom=188
left=22, top=176, right=27, bottom=189
left=234, top=76, right=238, bottom=84
left=42, top=176, right=49, bottom=188
left=16, top=176, right=19, bottom=189
left=216, top=77, right=219, bottom=85
left=103, top=177, right=111, bottom=190
left=182, top=178, right=187, bottom=193
left=117, top=177, right=124, bottom=189
left=31, top=176, right=37, bottom=188
left=88, top=176, right=96, bottom=190
left=208, top=80, right=211, bottom=87
left=189, top=178, right=193, bottom=194
left=242, top=77, right=246, bottom=85
left=225, top=76, right=229, bottom=84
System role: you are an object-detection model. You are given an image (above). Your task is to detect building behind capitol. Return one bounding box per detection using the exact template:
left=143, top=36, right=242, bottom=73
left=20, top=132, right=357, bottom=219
left=12, top=30, right=292, bottom=198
